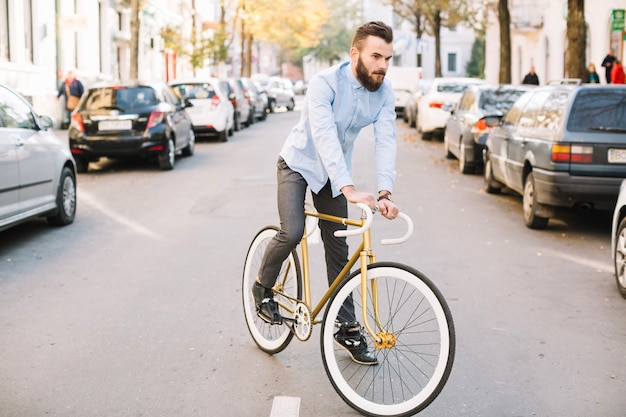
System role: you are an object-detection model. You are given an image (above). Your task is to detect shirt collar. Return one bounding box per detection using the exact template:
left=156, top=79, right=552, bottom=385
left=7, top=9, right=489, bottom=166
left=344, top=61, right=364, bottom=90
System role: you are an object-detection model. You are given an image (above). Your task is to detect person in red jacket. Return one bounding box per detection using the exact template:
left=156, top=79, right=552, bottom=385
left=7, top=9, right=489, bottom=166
left=611, top=60, right=625, bottom=84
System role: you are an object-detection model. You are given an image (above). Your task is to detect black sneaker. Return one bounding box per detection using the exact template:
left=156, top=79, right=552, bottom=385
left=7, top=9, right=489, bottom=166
left=333, top=321, right=378, bottom=365
left=252, top=282, right=282, bottom=325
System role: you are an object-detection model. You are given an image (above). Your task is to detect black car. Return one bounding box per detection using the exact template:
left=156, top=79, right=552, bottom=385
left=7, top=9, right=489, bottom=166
left=444, top=84, right=532, bottom=174
left=68, top=80, right=195, bottom=172
left=483, top=83, right=626, bottom=229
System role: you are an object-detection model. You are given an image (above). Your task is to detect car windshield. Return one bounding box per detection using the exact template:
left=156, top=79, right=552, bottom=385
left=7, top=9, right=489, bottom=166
left=479, top=88, right=527, bottom=113
left=83, top=86, right=157, bottom=111
left=171, top=83, right=217, bottom=100
left=437, top=83, right=473, bottom=93
left=568, top=89, right=626, bottom=132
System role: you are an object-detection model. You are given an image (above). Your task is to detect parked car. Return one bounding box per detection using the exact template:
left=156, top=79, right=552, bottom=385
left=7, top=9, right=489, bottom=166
left=0, top=83, right=77, bottom=232
left=223, top=78, right=253, bottom=131
left=611, top=179, right=626, bottom=298
left=417, top=77, right=486, bottom=139
left=68, top=80, right=195, bottom=172
left=385, top=66, right=423, bottom=120
left=169, top=78, right=234, bottom=142
left=267, top=76, right=295, bottom=112
left=241, top=77, right=268, bottom=122
left=404, top=79, right=431, bottom=128
left=443, top=84, right=532, bottom=174
left=483, top=83, right=626, bottom=229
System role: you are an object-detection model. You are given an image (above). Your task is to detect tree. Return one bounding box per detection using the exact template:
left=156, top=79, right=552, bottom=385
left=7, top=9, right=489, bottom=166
left=240, top=0, right=329, bottom=76
left=565, top=0, right=586, bottom=79
left=293, top=0, right=359, bottom=67
left=466, top=36, right=485, bottom=78
left=498, top=0, right=511, bottom=83
left=384, top=0, right=476, bottom=76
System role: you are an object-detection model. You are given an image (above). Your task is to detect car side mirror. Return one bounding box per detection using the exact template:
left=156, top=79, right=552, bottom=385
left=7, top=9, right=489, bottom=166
left=482, top=115, right=503, bottom=127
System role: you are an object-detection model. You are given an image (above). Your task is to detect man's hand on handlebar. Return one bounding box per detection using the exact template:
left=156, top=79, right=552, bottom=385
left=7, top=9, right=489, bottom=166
left=341, top=185, right=399, bottom=220
left=341, top=185, right=376, bottom=208
left=377, top=198, right=399, bottom=220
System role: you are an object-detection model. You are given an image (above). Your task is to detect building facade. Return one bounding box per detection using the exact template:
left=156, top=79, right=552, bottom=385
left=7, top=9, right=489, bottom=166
left=485, top=0, right=626, bottom=85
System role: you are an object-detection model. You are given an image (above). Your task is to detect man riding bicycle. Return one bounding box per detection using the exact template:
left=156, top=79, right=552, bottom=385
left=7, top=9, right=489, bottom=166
left=252, top=21, right=399, bottom=366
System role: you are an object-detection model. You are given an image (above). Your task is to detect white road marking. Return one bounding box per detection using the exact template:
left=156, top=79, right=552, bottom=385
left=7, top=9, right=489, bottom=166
left=80, top=190, right=164, bottom=240
left=541, top=248, right=613, bottom=272
left=269, top=396, right=300, bottom=417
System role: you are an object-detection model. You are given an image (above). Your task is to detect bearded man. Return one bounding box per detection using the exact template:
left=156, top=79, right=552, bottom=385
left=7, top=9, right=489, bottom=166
left=251, top=21, right=400, bottom=365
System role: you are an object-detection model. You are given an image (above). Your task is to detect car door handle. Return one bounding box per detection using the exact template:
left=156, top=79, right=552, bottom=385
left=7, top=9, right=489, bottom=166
left=11, top=135, right=24, bottom=147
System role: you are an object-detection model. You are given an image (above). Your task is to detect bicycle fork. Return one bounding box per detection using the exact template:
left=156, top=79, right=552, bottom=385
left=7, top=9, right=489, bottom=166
left=360, top=230, right=396, bottom=350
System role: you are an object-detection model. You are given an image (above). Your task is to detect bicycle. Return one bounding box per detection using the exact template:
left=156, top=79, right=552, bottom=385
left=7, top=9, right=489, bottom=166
left=242, top=202, right=455, bottom=417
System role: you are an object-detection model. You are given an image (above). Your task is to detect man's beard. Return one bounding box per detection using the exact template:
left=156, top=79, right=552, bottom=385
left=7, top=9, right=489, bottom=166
left=355, top=57, right=385, bottom=92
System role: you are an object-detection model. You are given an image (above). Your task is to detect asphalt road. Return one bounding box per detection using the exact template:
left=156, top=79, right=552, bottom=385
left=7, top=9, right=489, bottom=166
left=0, top=104, right=624, bottom=417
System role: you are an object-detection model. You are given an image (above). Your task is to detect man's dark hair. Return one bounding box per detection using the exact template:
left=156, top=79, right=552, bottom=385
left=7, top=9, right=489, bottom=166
left=351, top=21, right=393, bottom=51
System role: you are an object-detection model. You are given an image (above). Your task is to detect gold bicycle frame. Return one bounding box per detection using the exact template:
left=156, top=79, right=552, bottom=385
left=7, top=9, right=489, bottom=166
left=274, top=208, right=385, bottom=344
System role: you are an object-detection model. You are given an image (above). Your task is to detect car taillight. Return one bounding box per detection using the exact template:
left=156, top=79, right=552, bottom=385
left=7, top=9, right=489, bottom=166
left=211, top=95, right=220, bottom=110
left=471, top=118, right=490, bottom=134
left=70, top=112, right=84, bottom=132
left=429, top=102, right=444, bottom=109
left=146, top=111, right=164, bottom=130
left=551, top=144, right=593, bottom=163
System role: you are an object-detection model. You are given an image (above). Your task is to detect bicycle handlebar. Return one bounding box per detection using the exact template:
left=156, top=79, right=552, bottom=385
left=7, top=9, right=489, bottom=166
left=334, top=203, right=373, bottom=238
left=333, top=203, right=414, bottom=245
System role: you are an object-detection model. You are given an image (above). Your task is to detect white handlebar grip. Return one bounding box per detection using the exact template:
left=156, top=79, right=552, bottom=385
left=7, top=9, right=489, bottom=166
left=334, top=203, right=373, bottom=237
left=381, top=212, right=413, bottom=245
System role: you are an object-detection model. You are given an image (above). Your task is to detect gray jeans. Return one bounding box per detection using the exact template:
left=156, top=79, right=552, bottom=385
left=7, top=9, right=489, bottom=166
left=258, top=157, right=355, bottom=323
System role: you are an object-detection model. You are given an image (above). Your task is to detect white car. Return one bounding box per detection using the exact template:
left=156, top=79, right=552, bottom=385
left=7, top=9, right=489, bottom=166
left=611, top=178, right=626, bottom=299
left=169, top=79, right=234, bottom=142
left=0, top=83, right=77, bottom=232
left=267, top=76, right=295, bottom=112
left=416, top=77, right=486, bottom=139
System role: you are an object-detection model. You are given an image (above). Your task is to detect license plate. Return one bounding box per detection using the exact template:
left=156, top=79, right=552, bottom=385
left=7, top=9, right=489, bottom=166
left=608, top=148, right=626, bottom=163
left=98, top=119, right=132, bottom=131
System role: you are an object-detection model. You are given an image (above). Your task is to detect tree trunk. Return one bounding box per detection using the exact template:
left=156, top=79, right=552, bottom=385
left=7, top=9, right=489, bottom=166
left=434, top=10, right=442, bottom=77
left=498, top=0, right=511, bottom=83
left=565, top=0, right=586, bottom=79
left=129, top=0, right=140, bottom=80
left=414, top=9, right=424, bottom=68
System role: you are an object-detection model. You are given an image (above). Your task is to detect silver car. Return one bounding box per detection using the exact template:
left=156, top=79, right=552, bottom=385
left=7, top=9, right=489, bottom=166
left=0, top=83, right=77, bottom=232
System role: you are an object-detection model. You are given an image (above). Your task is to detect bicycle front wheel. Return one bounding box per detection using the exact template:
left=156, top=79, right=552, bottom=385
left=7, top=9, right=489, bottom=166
left=321, top=262, right=455, bottom=417
left=242, top=226, right=302, bottom=354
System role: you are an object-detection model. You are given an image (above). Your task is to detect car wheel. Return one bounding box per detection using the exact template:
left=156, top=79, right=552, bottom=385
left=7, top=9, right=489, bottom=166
left=287, top=98, right=295, bottom=111
left=269, top=99, right=276, bottom=113
left=47, top=166, right=77, bottom=226
left=234, top=112, right=241, bottom=132
left=247, top=109, right=254, bottom=126
left=75, top=157, right=89, bottom=173
left=409, top=111, right=416, bottom=128
left=483, top=155, right=502, bottom=194
left=182, top=130, right=195, bottom=157
left=219, top=129, right=228, bottom=142
left=613, top=217, right=626, bottom=299
left=443, top=131, right=453, bottom=159
left=459, top=143, right=475, bottom=175
left=523, top=172, right=549, bottom=229
left=159, top=137, right=175, bottom=170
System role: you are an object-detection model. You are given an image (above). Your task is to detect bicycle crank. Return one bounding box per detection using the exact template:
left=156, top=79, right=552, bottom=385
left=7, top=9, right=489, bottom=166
left=287, top=302, right=312, bottom=341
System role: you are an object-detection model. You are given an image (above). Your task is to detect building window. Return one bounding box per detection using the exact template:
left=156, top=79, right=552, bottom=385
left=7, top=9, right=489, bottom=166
left=447, top=52, right=457, bottom=73
left=0, top=0, right=8, bottom=60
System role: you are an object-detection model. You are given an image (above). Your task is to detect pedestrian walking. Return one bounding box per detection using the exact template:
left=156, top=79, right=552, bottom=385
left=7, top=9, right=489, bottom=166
left=586, top=63, right=600, bottom=83
left=602, top=50, right=617, bottom=83
left=57, top=69, right=84, bottom=129
left=611, top=60, right=625, bottom=84
left=522, top=66, right=540, bottom=85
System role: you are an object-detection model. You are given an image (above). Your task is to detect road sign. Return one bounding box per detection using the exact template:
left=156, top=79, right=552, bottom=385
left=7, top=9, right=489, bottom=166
left=611, top=9, right=625, bottom=31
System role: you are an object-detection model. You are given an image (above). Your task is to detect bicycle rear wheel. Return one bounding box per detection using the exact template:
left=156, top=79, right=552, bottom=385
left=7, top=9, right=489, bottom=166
left=321, top=262, right=455, bottom=417
left=242, top=226, right=302, bottom=354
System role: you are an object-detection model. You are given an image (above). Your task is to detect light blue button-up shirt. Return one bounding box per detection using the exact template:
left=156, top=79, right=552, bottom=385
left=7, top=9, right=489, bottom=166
left=279, top=60, right=397, bottom=197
